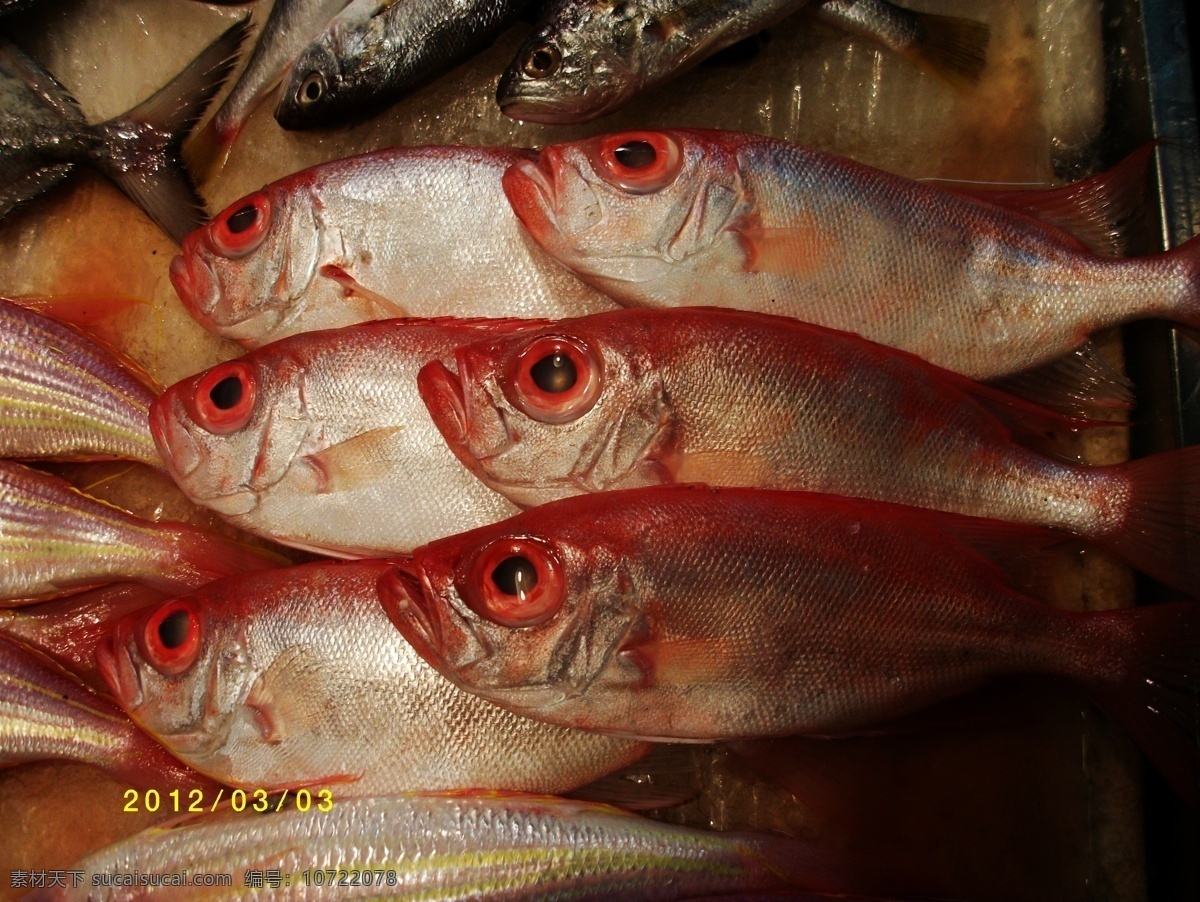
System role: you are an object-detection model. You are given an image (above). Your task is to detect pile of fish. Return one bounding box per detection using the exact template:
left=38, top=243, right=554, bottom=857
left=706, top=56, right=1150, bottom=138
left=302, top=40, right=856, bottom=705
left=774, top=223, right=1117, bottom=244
left=1, top=1, right=1197, bottom=900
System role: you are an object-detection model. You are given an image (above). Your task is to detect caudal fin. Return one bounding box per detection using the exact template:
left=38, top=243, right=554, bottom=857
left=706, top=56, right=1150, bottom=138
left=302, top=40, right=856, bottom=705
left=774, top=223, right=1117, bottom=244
left=903, top=12, right=990, bottom=90
left=1100, top=445, right=1200, bottom=594
left=1082, top=603, right=1200, bottom=808
left=91, top=20, right=249, bottom=242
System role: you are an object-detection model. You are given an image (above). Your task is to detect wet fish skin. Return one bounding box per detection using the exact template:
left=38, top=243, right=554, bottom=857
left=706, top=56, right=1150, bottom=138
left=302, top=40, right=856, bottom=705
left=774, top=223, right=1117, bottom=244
left=0, top=21, right=247, bottom=242
left=170, top=146, right=616, bottom=347
left=151, top=318, right=529, bottom=557
left=95, top=559, right=647, bottom=796
left=0, top=633, right=211, bottom=791
left=276, top=0, right=528, bottom=130
left=499, top=0, right=987, bottom=124
left=0, top=460, right=281, bottom=605
left=0, top=297, right=161, bottom=468
left=503, top=128, right=1200, bottom=379
left=380, top=485, right=1200, bottom=804
left=420, top=306, right=1200, bottom=594
left=188, top=0, right=352, bottom=176
left=29, top=792, right=855, bottom=901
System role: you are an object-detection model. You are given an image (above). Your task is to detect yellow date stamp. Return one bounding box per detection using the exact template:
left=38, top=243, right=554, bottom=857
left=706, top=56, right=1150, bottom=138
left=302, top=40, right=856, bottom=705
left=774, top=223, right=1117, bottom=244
left=123, top=787, right=335, bottom=815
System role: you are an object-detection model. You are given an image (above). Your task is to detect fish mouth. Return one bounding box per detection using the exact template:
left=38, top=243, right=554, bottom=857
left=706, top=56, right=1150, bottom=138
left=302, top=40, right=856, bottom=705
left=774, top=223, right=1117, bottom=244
left=96, top=625, right=143, bottom=711
left=150, top=392, right=202, bottom=480
left=502, top=155, right=564, bottom=250
left=170, top=234, right=220, bottom=325
left=498, top=96, right=599, bottom=125
left=416, top=361, right=468, bottom=445
left=377, top=558, right=443, bottom=662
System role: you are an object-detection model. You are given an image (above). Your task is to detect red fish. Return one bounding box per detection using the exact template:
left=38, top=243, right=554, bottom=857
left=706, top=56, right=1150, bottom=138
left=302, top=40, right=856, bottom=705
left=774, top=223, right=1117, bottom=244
left=379, top=485, right=1200, bottom=807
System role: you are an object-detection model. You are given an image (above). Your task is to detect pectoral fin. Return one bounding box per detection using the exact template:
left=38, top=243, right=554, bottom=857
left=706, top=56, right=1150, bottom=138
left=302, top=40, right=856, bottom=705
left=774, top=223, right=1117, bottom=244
left=243, top=645, right=328, bottom=745
left=300, top=426, right=406, bottom=494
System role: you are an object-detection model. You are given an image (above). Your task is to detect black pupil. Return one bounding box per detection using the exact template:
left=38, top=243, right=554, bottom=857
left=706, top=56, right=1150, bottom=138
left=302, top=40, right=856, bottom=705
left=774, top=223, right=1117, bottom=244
left=226, top=204, right=258, bottom=234
left=614, top=140, right=656, bottom=169
left=157, top=609, right=191, bottom=650
left=530, top=353, right=577, bottom=394
left=209, top=375, right=243, bottom=410
left=303, top=76, right=322, bottom=101
left=491, top=556, right=538, bottom=597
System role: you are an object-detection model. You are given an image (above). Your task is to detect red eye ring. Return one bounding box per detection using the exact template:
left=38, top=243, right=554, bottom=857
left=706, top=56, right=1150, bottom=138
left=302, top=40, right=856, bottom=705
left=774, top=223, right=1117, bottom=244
left=209, top=192, right=271, bottom=259
left=139, top=599, right=202, bottom=676
left=591, top=131, right=682, bottom=194
left=506, top=335, right=602, bottom=424
left=462, top=537, right=565, bottom=628
left=186, top=359, right=257, bottom=435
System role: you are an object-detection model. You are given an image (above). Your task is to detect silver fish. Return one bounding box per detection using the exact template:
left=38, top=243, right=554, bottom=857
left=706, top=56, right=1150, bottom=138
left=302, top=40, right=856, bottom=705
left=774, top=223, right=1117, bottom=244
left=0, top=297, right=161, bottom=468
left=0, top=460, right=280, bottom=605
left=0, top=21, right=246, bottom=241
left=31, top=793, right=857, bottom=900
left=96, top=559, right=648, bottom=796
left=150, top=318, right=527, bottom=557
left=276, top=0, right=528, bottom=129
left=499, top=0, right=988, bottom=123
left=171, top=146, right=616, bottom=347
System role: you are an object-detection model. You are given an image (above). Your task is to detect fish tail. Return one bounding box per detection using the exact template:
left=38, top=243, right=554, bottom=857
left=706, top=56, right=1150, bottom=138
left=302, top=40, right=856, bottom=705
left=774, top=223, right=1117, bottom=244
left=183, top=112, right=238, bottom=187
left=1079, top=603, right=1200, bottom=808
left=151, top=523, right=286, bottom=592
left=1160, top=231, right=1200, bottom=326
left=1098, top=445, right=1200, bottom=594
left=903, top=12, right=991, bottom=90
left=89, top=20, right=250, bottom=242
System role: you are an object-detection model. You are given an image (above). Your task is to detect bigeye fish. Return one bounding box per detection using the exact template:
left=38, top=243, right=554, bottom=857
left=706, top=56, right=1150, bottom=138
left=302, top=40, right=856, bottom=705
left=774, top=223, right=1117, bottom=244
left=150, top=318, right=533, bottom=557
left=502, top=129, right=1200, bottom=380
left=276, top=0, right=528, bottom=130
left=0, top=633, right=212, bottom=791
left=170, top=146, right=616, bottom=347
left=0, top=297, right=161, bottom=468
left=186, top=0, right=353, bottom=177
left=499, top=0, right=989, bottom=124
left=30, top=793, right=861, bottom=901
left=0, top=21, right=246, bottom=242
left=95, top=560, right=648, bottom=796
left=417, top=307, right=1200, bottom=595
left=0, top=460, right=281, bottom=605
left=380, top=485, right=1200, bottom=807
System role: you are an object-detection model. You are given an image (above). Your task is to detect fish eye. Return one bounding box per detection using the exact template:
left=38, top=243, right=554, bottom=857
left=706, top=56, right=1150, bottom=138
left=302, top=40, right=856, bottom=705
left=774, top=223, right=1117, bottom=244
left=187, top=360, right=257, bottom=435
left=299, top=72, right=324, bottom=104
left=523, top=43, right=561, bottom=79
left=530, top=352, right=577, bottom=394
left=140, top=599, right=202, bottom=676
left=210, top=192, right=271, bottom=258
left=592, top=131, right=683, bottom=194
left=464, top=538, right=565, bottom=627
left=507, top=336, right=602, bottom=424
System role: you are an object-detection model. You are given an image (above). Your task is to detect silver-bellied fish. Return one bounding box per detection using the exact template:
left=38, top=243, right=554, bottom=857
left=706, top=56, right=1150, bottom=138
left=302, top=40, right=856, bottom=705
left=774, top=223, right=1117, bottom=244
left=150, top=318, right=533, bottom=557
left=28, top=792, right=860, bottom=900
left=0, top=21, right=247, bottom=241
left=276, top=0, right=528, bottom=129
left=171, top=147, right=616, bottom=347
left=0, top=297, right=161, bottom=468
left=499, top=0, right=989, bottom=123
left=95, top=560, right=648, bottom=796
left=503, top=129, right=1200, bottom=380
left=0, top=460, right=281, bottom=605
left=380, top=485, right=1200, bottom=807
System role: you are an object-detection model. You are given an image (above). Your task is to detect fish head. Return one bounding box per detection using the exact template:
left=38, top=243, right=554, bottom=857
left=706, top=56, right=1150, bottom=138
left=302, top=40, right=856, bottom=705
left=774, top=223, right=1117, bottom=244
left=171, top=184, right=321, bottom=347
left=378, top=513, right=648, bottom=713
left=503, top=129, right=748, bottom=296
left=150, top=351, right=310, bottom=521
left=418, top=317, right=676, bottom=508
left=97, top=590, right=254, bottom=764
left=499, top=1, right=647, bottom=123
left=275, top=35, right=345, bottom=130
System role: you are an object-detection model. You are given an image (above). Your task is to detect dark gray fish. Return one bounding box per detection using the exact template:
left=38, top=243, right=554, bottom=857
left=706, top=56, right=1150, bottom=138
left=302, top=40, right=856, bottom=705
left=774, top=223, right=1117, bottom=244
left=275, top=0, right=528, bottom=129
left=498, top=0, right=989, bottom=124
left=0, top=21, right=247, bottom=242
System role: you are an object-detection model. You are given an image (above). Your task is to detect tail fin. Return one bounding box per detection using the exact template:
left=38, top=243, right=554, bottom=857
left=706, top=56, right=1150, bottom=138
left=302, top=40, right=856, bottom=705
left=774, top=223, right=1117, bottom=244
left=153, top=523, right=288, bottom=592
left=1099, top=445, right=1200, bottom=595
left=1082, top=603, right=1199, bottom=808
left=90, top=20, right=249, bottom=242
left=903, top=12, right=990, bottom=90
